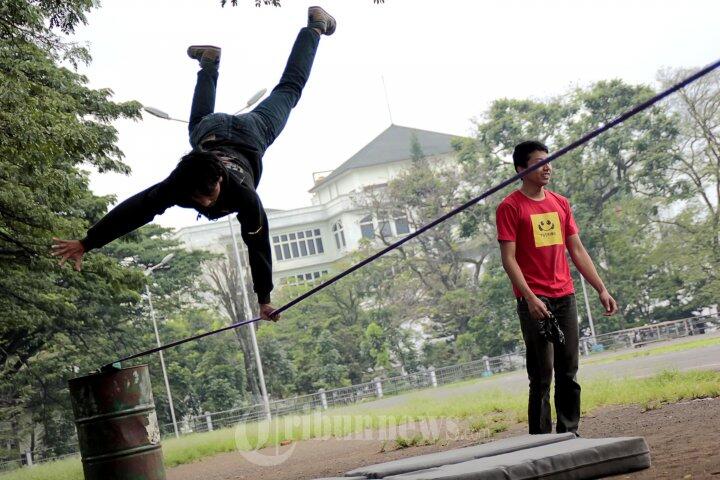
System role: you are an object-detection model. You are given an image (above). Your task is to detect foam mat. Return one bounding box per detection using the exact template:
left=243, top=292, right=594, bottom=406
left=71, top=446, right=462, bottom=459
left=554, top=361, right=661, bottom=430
left=346, top=434, right=576, bottom=478
left=381, top=437, right=650, bottom=479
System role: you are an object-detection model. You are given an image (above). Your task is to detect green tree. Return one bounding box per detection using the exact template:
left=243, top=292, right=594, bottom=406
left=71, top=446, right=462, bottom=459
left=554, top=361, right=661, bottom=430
left=358, top=136, right=492, bottom=351
left=267, top=264, right=371, bottom=391
left=309, top=330, right=351, bottom=390
left=101, top=226, right=228, bottom=426
left=157, top=308, right=248, bottom=424
left=206, top=256, right=264, bottom=401
left=0, top=0, right=144, bottom=457
left=261, top=253, right=420, bottom=392
left=652, top=68, right=720, bottom=318
left=255, top=328, right=297, bottom=398
left=361, top=322, right=392, bottom=371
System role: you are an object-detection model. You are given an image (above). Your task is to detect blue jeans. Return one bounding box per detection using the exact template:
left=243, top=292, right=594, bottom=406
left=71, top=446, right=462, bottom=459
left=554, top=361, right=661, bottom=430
left=188, top=27, right=321, bottom=182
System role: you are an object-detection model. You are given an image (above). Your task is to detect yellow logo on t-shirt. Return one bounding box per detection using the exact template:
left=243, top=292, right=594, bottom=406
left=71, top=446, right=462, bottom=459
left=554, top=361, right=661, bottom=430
left=531, top=212, right=563, bottom=247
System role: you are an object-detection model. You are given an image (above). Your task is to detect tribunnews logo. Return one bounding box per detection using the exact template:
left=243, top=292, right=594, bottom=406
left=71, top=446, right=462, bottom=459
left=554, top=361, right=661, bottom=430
left=234, top=413, right=462, bottom=466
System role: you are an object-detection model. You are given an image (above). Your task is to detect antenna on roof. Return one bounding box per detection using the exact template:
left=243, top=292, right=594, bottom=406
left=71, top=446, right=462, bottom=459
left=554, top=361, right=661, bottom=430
left=381, top=75, right=394, bottom=125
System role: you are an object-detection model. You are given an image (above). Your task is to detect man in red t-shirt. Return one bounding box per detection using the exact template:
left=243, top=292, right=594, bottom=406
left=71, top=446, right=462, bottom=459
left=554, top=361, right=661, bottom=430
left=496, top=140, right=618, bottom=435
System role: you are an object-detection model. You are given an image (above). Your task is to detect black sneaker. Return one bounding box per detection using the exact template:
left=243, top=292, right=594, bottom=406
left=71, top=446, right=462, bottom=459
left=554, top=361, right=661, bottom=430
left=187, top=45, right=222, bottom=65
left=308, top=6, right=336, bottom=36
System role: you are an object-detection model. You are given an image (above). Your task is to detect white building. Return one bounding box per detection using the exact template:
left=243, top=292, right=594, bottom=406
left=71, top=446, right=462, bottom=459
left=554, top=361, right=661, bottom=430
left=174, top=124, right=459, bottom=289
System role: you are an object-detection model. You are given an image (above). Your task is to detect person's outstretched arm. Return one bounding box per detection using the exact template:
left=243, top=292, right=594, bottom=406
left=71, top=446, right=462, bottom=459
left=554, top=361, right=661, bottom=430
left=566, top=234, right=618, bottom=316
left=239, top=210, right=278, bottom=321
left=52, top=181, right=176, bottom=270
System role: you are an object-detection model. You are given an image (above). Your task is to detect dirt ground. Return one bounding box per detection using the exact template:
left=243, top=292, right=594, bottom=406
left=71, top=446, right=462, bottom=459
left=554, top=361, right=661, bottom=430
left=167, top=396, right=720, bottom=480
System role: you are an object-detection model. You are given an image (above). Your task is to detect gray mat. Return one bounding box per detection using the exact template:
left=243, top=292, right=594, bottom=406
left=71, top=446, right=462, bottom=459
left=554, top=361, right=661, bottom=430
left=315, top=477, right=366, bottom=479
left=383, top=437, right=650, bottom=479
left=346, top=433, right=575, bottom=478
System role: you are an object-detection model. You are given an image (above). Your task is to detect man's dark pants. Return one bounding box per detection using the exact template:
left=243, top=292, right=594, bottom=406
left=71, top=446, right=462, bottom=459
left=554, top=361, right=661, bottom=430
left=517, top=294, right=581, bottom=434
left=187, top=27, right=321, bottom=180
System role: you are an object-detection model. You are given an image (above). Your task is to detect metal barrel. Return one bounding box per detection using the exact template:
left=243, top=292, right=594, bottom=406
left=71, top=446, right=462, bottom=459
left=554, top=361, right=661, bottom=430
left=68, top=365, right=166, bottom=480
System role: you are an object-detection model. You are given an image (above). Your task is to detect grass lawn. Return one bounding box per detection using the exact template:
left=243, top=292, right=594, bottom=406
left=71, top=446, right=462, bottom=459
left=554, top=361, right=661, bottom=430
left=0, top=459, right=82, bottom=480
left=2, top=369, right=718, bottom=480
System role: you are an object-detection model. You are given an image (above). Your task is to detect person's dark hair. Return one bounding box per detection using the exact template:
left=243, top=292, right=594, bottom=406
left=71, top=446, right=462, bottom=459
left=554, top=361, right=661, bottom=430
left=170, top=150, right=225, bottom=197
left=512, top=140, right=549, bottom=171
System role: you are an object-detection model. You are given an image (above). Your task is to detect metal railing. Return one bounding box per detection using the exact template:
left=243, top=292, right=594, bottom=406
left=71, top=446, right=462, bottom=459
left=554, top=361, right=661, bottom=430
left=167, top=354, right=521, bottom=435
left=0, top=443, right=79, bottom=472
left=580, top=315, right=716, bottom=354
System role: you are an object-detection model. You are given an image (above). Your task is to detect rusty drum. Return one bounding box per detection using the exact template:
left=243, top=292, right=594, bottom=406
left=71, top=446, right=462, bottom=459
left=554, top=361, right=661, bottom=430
left=68, top=364, right=165, bottom=480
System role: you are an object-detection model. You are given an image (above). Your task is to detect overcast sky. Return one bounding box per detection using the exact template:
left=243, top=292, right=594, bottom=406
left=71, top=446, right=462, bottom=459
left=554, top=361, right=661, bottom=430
left=72, top=0, right=720, bottom=230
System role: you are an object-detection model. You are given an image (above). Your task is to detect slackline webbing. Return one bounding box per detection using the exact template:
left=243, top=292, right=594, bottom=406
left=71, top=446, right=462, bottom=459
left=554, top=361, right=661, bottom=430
left=103, top=57, right=720, bottom=370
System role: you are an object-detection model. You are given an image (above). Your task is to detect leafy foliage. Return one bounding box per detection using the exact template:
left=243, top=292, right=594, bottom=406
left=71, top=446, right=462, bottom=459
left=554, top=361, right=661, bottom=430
left=0, top=0, right=228, bottom=458
left=0, top=0, right=142, bottom=457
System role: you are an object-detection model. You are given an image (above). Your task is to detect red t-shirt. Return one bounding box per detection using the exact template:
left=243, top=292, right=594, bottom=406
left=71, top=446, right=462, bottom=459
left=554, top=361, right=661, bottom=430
left=496, top=189, right=579, bottom=298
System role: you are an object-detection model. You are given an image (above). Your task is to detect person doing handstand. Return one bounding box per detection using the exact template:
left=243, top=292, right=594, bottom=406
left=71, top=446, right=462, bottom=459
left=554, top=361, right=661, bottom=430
left=52, top=7, right=337, bottom=321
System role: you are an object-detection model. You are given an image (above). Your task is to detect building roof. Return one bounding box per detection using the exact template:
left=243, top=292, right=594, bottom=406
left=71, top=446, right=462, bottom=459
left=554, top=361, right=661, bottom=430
left=309, top=124, right=459, bottom=192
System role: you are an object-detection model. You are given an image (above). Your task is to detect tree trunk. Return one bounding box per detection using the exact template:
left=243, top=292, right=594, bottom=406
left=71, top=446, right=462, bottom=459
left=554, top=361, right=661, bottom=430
left=207, top=258, right=262, bottom=401
left=233, top=327, right=261, bottom=401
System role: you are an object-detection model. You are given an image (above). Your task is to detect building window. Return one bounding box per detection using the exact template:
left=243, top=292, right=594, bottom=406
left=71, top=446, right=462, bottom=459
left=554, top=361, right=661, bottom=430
left=359, top=212, right=410, bottom=239
left=332, top=221, right=346, bottom=250
left=281, top=270, right=329, bottom=286
left=394, top=212, right=410, bottom=235
left=360, top=215, right=375, bottom=240
left=272, top=229, right=324, bottom=261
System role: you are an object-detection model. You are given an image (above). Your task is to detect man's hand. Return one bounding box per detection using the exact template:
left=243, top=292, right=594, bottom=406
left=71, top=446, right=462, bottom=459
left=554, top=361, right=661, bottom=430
left=259, top=303, right=280, bottom=322
left=598, top=289, right=618, bottom=316
left=526, top=295, right=551, bottom=321
left=51, top=238, right=85, bottom=271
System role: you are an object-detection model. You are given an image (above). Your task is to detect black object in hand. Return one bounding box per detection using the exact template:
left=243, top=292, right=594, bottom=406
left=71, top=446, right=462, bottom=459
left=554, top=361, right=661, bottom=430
left=538, top=299, right=565, bottom=345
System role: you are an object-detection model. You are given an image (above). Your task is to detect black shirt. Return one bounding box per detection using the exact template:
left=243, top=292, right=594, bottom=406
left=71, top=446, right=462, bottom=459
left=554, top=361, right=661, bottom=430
left=81, top=150, right=273, bottom=304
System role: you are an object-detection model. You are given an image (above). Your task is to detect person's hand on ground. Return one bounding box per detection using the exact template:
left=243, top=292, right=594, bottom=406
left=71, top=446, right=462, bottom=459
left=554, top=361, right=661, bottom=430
left=51, top=238, right=85, bottom=271
left=259, top=303, right=280, bottom=322
left=599, top=289, right=618, bottom=316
